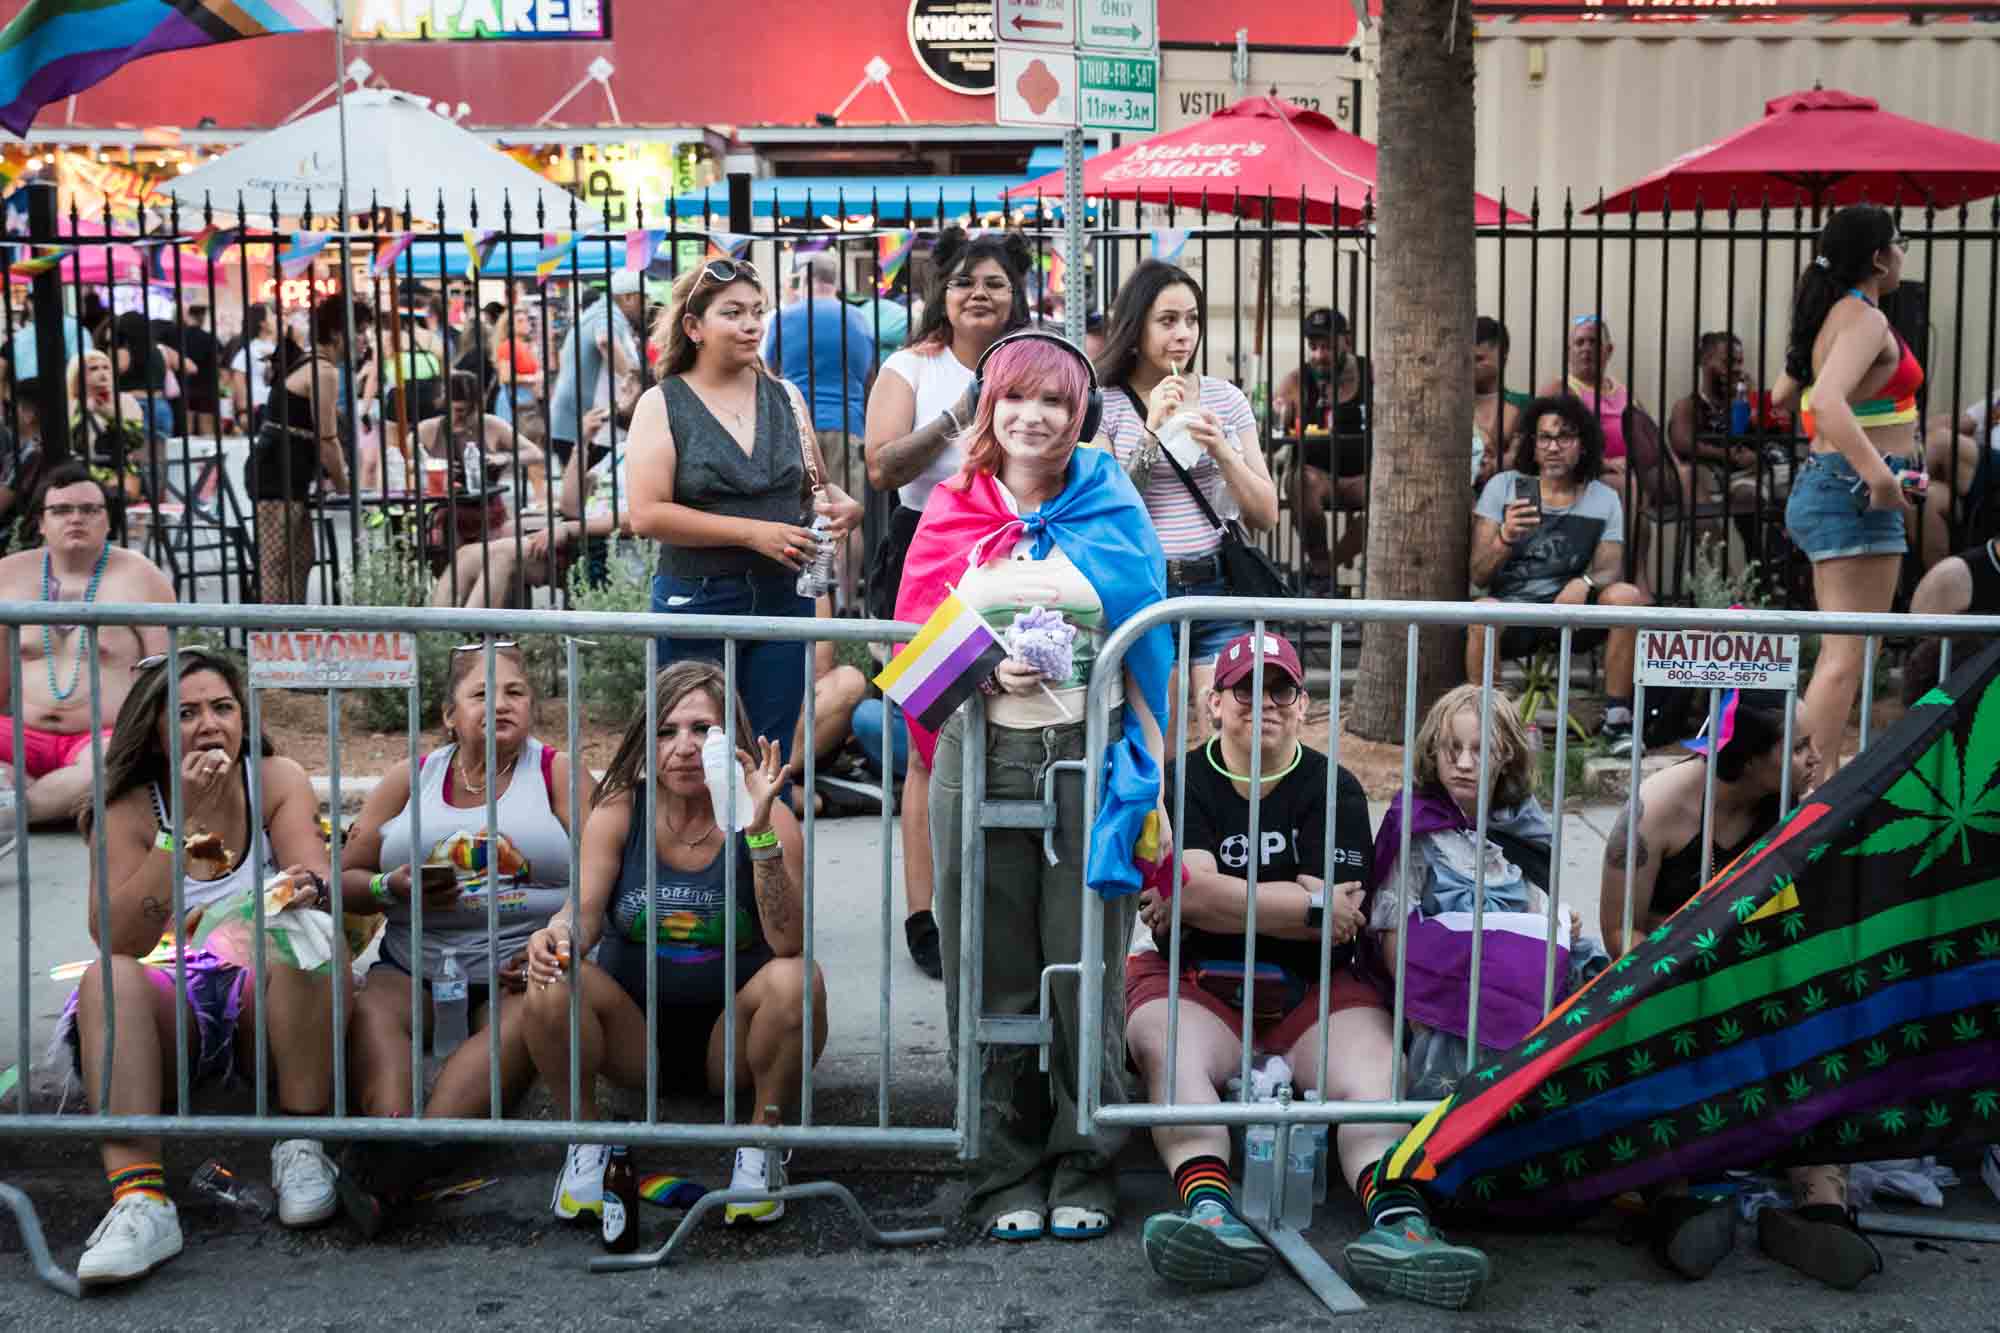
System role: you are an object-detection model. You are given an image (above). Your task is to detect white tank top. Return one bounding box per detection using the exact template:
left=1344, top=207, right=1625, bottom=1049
left=882, top=344, right=976, bottom=511
left=151, top=779, right=278, bottom=919
left=374, top=737, right=574, bottom=983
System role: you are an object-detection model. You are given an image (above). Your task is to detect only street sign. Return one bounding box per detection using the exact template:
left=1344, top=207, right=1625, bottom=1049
left=1080, top=51, right=1157, bottom=132
left=1079, top=0, right=1156, bottom=52
left=996, top=0, right=1075, bottom=46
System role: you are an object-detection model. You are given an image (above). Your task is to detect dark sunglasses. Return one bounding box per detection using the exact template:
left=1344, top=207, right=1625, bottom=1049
left=1229, top=680, right=1302, bottom=708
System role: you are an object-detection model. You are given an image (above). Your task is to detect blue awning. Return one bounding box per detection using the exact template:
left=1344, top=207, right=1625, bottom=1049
left=1024, top=145, right=1099, bottom=174
left=389, top=239, right=621, bottom=279
left=665, top=176, right=1066, bottom=222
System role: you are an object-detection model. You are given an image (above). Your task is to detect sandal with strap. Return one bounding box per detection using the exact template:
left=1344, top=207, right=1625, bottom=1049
left=986, top=1207, right=1045, bottom=1242
left=1757, top=1204, right=1884, bottom=1290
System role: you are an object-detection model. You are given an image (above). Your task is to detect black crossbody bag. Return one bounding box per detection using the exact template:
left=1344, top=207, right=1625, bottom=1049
left=1124, top=386, right=1290, bottom=600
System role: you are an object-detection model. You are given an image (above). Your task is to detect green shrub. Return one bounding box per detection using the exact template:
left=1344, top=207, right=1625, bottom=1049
left=561, top=538, right=654, bottom=719
left=344, top=536, right=456, bottom=731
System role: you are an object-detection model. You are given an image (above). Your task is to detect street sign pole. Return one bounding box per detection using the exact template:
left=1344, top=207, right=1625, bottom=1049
left=1063, top=126, right=1086, bottom=345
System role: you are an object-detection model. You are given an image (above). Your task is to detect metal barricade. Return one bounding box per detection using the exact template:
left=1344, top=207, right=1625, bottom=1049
left=1078, top=594, right=2000, bottom=1315
left=0, top=600, right=980, bottom=1295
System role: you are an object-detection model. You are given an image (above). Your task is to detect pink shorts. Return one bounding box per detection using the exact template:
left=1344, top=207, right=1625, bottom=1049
left=0, top=718, right=113, bottom=779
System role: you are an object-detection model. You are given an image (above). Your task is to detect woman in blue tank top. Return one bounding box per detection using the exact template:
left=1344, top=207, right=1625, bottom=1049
left=522, top=661, right=826, bottom=1227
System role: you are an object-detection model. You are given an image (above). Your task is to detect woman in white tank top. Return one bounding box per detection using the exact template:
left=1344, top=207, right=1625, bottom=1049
left=67, top=647, right=337, bottom=1288
left=335, top=643, right=581, bottom=1229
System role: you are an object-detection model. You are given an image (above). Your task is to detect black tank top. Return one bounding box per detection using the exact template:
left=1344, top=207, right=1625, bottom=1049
left=655, top=374, right=807, bottom=580
left=1960, top=539, right=2000, bottom=615
left=1649, top=786, right=1781, bottom=917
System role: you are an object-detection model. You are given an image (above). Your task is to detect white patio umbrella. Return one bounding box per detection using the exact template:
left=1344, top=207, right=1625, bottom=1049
left=162, top=89, right=599, bottom=228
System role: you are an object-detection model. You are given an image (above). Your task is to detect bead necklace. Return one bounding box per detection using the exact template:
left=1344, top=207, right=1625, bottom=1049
left=1205, top=736, right=1304, bottom=785
left=42, top=545, right=109, bottom=703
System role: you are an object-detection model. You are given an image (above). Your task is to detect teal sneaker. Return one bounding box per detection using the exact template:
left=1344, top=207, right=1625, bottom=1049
left=1141, top=1199, right=1274, bottom=1290
left=1343, top=1214, right=1491, bottom=1310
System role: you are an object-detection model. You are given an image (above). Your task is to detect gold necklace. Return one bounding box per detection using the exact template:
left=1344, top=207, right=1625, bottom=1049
left=455, top=746, right=517, bottom=797
left=694, top=374, right=756, bottom=430
left=664, top=809, right=718, bottom=848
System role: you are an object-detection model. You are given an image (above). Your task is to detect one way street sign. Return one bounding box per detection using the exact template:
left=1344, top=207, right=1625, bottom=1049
left=996, top=0, right=1075, bottom=46
left=1080, top=0, right=1155, bottom=52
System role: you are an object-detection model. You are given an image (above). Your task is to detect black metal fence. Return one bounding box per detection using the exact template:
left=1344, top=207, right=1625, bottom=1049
left=4, top=177, right=1995, bottom=628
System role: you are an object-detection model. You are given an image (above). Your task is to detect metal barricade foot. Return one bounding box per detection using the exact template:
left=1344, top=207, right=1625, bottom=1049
left=587, top=1179, right=946, bottom=1274
left=0, top=1182, right=83, bottom=1299
left=1242, top=1215, right=1369, bottom=1317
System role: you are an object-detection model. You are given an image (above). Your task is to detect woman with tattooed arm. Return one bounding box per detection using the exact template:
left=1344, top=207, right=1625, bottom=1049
left=519, top=662, right=825, bottom=1227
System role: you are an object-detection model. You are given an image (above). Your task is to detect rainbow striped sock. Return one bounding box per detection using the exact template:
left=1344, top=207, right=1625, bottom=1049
left=1174, top=1154, right=1234, bottom=1214
left=1356, top=1157, right=1424, bottom=1229
left=107, top=1161, right=167, bottom=1205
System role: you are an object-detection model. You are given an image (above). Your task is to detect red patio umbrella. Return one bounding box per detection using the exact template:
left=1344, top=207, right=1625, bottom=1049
left=1004, top=94, right=1527, bottom=226
left=1588, top=87, right=2000, bottom=216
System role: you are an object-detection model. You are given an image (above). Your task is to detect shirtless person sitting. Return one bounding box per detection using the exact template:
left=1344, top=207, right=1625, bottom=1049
left=0, top=462, right=173, bottom=823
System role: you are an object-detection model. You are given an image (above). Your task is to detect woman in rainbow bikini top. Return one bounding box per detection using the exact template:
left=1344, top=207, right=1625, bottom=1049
left=1775, top=203, right=1922, bottom=776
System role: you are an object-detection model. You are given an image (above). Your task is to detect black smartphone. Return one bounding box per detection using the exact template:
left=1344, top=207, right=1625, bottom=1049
left=1516, top=476, right=1542, bottom=514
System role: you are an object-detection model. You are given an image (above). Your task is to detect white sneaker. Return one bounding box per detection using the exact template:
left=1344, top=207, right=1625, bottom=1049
left=77, top=1194, right=182, bottom=1287
left=271, top=1139, right=337, bottom=1228
left=724, top=1146, right=786, bottom=1225
left=551, top=1143, right=610, bottom=1220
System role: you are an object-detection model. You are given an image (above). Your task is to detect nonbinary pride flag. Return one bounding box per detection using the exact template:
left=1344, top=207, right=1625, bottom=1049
left=872, top=593, right=1006, bottom=735
left=0, top=1, right=334, bottom=137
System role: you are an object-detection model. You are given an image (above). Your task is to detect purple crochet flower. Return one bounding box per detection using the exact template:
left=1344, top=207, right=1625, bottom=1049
left=1007, top=605, right=1076, bottom=682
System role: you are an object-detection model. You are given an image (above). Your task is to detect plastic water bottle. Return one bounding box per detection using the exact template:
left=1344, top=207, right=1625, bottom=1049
left=1241, top=1115, right=1277, bottom=1224
left=462, top=441, right=485, bottom=492
left=1730, top=378, right=1753, bottom=436
left=1284, top=1123, right=1318, bottom=1229
left=795, top=514, right=836, bottom=598
left=700, top=727, right=756, bottom=832
left=1303, top=1090, right=1330, bottom=1204
left=190, top=1159, right=275, bottom=1219
left=433, top=946, right=469, bottom=1058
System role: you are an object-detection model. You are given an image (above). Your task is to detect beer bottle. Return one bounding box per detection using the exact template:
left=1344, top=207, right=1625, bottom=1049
left=601, top=1146, right=638, bottom=1253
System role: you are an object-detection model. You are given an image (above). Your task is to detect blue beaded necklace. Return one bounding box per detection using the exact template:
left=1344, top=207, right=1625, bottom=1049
left=42, top=544, right=109, bottom=703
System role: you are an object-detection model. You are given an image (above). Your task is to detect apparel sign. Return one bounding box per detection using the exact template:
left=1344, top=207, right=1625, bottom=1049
left=1100, top=140, right=1269, bottom=185
left=908, top=0, right=997, bottom=96
left=348, top=0, right=610, bottom=40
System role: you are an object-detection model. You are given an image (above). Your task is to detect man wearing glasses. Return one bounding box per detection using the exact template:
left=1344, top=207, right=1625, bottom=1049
left=1467, top=395, right=1650, bottom=756
left=0, top=462, right=173, bottom=825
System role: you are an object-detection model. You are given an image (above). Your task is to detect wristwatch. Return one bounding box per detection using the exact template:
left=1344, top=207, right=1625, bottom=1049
left=1303, top=888, right=1326, bottom=930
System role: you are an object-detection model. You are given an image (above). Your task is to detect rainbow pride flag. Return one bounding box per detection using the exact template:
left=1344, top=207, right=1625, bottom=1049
left=369, top=231, right=414, bottom=278
left=872, top=592, right=1007, bottom=736
left=535, top=231, right=579, bottom=283
left=1383, top=640, right=2000, bottom=1215
left=0, top=1, right=334, bottom=137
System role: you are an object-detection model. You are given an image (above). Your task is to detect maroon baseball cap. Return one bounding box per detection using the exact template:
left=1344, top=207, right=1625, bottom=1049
left=1212, top=632, right=1304, bottom=690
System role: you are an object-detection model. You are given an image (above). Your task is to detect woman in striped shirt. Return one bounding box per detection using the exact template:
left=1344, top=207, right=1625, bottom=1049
left=1095, top=261, right=1278, bottom=743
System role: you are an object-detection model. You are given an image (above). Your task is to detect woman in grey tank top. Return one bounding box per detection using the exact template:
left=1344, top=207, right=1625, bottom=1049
left=334, top=644, right=583, bottom=1230
left=621, top=258, right=861, bottom=766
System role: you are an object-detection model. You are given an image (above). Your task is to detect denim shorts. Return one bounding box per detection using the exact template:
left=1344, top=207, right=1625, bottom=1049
left=1784, top=450, right=1914, bottom=562
left=1168, top=574, right=1250, bottom=663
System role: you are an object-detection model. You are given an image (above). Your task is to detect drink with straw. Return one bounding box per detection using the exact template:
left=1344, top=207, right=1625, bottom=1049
left=1155, top=360, right=1205, bottom=469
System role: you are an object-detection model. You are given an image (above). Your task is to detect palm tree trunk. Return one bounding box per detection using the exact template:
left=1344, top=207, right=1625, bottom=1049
left=1348, top=0, right=1479, bottom=741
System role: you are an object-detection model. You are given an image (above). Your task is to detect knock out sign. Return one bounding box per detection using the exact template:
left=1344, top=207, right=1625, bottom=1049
left=1635, top=629, right=1801, bottom=691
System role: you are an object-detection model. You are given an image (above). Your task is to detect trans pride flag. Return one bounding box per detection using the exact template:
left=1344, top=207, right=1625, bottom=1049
left=0, top=1, right=334, bottom=137
left=1383, top=641, right=2000, bottom=1214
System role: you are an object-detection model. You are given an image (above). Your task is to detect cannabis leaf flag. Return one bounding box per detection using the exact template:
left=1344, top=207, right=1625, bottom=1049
left=1382, top=642, right=2000, bottom=1213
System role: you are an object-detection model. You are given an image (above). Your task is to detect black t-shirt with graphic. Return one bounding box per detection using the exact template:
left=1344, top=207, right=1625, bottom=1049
left=1475, top=470, right=1626, bottom=603
left=1165, top=744, right=1375, bottom=980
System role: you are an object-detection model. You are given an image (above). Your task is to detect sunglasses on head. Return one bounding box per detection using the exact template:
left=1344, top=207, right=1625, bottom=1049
left=695, top=258, right=759, bottom=292
left=136, top=645, right=230, bottom=673
left=452, top=639, right=520, bottom=654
